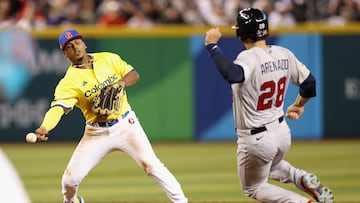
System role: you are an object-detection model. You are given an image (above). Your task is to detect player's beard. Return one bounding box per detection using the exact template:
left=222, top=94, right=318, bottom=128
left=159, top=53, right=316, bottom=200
left=74, top=50, right=85, bottom=64
left=76, top=56, right=84, bottom=63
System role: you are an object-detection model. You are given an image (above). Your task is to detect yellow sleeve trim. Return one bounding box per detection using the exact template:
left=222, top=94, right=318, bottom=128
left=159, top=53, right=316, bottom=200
left=40, top=106, right=65, bottom=132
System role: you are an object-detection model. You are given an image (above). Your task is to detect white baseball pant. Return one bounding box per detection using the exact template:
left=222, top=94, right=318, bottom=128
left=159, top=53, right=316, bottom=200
left=61, top=110, right=187, bottom=203
left=236, top=119, right=311, bottom=203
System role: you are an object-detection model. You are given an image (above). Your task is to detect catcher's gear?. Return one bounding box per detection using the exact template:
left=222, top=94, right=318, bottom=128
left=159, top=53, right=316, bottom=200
left=91, top=81, right=125, bottom=116
left=232, top=8, right=269, bottom=41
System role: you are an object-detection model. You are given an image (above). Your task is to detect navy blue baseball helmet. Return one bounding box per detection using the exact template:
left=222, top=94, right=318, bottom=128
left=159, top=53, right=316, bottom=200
left=232, top=8, right=269, bottom=41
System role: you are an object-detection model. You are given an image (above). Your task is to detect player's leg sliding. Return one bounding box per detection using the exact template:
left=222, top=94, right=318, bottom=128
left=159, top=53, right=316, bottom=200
left=248, top=182, right=318, bottom=203
left=267, top=160, right=334, bottom=203
left=301, top=173, right=334, bottom=203
left=63, top=195, right=84, bottom=203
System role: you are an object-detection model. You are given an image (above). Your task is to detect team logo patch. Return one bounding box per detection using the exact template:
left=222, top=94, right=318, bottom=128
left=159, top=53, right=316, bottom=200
left=128, top=118, right=135, bottom=124
left=65, top=31, right=73, bottom=39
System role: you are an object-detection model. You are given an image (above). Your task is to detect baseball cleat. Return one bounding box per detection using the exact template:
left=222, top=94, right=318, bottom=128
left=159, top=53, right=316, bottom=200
left=302, top=173, right=334, bottom=203
left=64, top=196, right=84, bottom=203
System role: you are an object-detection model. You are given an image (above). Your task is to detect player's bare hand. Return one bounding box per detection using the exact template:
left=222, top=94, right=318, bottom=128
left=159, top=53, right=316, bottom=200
left=205, top=27, right=222, bottom=45
left=35, top=127, right=49, bottom=142
left=285, top=105, right=304, bottom=120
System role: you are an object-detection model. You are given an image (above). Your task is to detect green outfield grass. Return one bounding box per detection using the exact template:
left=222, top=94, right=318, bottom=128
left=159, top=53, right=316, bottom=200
left=1, top=140, right=359, bottom=203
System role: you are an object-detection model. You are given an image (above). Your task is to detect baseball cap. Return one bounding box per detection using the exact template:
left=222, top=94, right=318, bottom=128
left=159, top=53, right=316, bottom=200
left=58, top=29, right=83, bottom=50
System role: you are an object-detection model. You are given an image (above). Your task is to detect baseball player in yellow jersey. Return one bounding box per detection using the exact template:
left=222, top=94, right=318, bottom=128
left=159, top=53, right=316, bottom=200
left=33, top=29, right=188, bottom=203
left=205, top=8, right=333, bottom=203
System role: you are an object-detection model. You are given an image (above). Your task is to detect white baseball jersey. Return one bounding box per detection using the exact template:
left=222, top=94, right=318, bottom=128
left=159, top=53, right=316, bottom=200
left=232, top=45, right=310, bottom=129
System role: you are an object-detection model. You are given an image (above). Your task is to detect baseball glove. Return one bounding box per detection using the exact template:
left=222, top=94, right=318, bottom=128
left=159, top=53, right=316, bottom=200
left=91, top=81, right=125, bottom=116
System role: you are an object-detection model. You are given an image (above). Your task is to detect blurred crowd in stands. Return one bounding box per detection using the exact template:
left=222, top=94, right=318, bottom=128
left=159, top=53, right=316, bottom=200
left=1, top=0, right=360, bottom=31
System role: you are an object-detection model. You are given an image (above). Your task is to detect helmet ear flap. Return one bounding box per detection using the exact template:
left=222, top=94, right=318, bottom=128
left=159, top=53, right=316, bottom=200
left=232, top=24, right=247, bottom=41
left=237, top=27, right=249, bottom=41
left=235, top=28, right=242, bottom=40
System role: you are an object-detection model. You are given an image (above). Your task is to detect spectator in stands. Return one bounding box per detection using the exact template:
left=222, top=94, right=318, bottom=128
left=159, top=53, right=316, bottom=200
left=5, top=0, right=360, bottom=30
left=46, top=1, right=67, bottom=25
left=97, top=0, right=127, bottom=26
left=222, top=0, right=250, bottom=24
left=177, top=0, right=205, bottom=25
left=291, top=0, right=308, bottom=23
left=127, top=9, right=154, bottom=28
left=120, top=0, right=138, bottom=21
left=194, top=0, right=229, bottom=26
left=16, top=0, right=47, bottom=31
left=268, top=0, right=296, bottom=27
left=0, top=0, right=15, bottom=28
left=77, top=0, right=97, bottom=24
left=62, top=2, right=86, bottom=25
left=252, top=0, right=272, bottom=16
left=327, top=0, right=360, bottom=25
left=137, top=0, right=160, bottom=23
left=157, top=3, right=184, bottom=24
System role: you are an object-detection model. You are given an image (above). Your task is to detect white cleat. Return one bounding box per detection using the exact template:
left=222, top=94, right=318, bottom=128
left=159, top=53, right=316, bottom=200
left=302, top=173, right=334, bottom=203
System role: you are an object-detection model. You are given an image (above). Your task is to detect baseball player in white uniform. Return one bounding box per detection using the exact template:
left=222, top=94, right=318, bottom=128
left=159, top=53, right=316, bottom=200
left=205, top=8, right=334, bottom=203
left=32, top=29, right=188, bottom=203
left=0, top=148, right=31, bottom=203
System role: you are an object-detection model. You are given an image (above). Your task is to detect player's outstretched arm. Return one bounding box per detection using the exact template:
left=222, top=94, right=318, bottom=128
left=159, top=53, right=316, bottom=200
left=35, top=106, right=65, bottom=141
left=205, top=28, right=245, bottom=83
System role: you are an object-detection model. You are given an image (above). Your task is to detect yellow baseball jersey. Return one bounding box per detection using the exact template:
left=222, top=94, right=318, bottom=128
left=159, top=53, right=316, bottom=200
left=51, top=52, right=133, bottom=123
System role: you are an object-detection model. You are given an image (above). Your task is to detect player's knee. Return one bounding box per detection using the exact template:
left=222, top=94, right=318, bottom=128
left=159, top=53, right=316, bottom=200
left=143, top=161, right=165, bottom=175
left=244, top=182, right=273, bottom=201
left=139, top=155, right=163, bottom=175
left=242, top=184, right=261, bottom=199
left=141, top=160, right=154, bottom=174
left=61, top=169, right=81, bottom=187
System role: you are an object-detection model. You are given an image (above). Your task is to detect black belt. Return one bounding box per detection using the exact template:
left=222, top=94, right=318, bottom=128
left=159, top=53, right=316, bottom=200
left=90, top=111, right=129, bottom=127
left=250, top=116, right=284, bottom=135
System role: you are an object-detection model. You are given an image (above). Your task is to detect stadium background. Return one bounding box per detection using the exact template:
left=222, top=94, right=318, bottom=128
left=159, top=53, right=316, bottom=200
left=1, top=1, right=359, bottom=202
left=0, top=25, right=359, bottom=142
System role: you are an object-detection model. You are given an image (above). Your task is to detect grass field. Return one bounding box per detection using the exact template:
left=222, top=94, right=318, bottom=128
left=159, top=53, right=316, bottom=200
left=1, top=140, right=360, bottom=203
